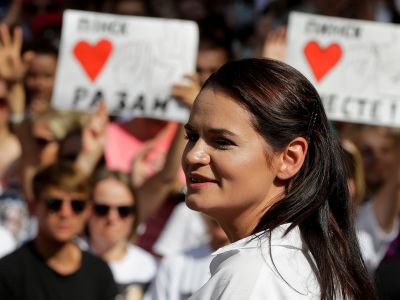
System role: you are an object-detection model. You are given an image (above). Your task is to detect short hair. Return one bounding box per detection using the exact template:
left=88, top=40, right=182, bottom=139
left=23, top=38, right=58, bottom=57
left=32, top=161, right=90, bottom=200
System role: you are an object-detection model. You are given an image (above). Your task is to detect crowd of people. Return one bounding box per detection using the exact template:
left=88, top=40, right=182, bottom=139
left=0, top=0, right=399, bottom=299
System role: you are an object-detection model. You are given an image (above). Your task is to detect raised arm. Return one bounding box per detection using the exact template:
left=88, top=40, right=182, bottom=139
left=134, top=73, right=200, bottom=223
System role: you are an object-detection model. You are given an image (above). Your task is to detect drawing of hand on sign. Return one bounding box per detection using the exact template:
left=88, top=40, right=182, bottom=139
left=73, top=39, right=113, bottom=82
left=341, top=44, right=376, bottom=92
left=112, top=40, right=152, bottom=87
left=304, top=40, right=342, bottom=82
left=376, top=41, right=400, bottom=96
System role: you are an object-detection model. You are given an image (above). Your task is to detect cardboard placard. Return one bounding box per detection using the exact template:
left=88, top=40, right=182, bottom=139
left=52, top=10, right=199, bottom=122
left=287, top=12, right=400, bottom=127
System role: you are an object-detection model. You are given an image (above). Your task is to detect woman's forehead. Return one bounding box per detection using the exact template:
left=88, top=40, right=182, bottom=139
left=191, top=89, right=252, bottom=124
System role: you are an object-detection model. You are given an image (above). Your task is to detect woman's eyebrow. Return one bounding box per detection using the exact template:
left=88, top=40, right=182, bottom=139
left=208, top=128, right=237, bottom=137
left=184, top=123, right=237, bottom=137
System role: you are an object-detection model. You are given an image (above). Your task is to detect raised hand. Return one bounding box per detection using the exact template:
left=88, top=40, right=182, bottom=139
left=76, top=102, right=109, bottom=175
left=0, top=24, right=34, bottom=83
left=171, top=73, right=201, bottom=109
left=131, top=141, right=165, bottom=189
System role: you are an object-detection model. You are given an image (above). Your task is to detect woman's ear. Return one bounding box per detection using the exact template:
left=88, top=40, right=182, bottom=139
left=277, top=137, right=308, bottom=180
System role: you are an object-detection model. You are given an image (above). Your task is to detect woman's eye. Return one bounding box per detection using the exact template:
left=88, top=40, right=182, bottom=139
left=184, top=132, right=198, bottom=142
left=214, top=138, right=235, bottom=149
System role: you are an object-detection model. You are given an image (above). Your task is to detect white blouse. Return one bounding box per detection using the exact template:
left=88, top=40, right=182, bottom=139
left=189, top=224, right=320, bottom=300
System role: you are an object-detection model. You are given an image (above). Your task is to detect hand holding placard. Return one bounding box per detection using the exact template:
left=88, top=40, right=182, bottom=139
left=52, top=10, right=198, bottom=123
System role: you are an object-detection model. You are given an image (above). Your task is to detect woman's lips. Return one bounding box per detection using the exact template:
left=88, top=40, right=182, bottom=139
left=187, top=173, right=218, bottom=188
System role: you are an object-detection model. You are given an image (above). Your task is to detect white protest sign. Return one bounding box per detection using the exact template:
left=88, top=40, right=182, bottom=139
left=52, top=10, right=199, bottom=123
left=287, top=12, right=400, bottom=128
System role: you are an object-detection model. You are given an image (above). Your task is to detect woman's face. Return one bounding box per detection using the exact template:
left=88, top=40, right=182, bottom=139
left=89, top=178, right=135, bottom=248
left=25, top=54, right=57, bottom=114
left=182, top=88, right=283, bottom=226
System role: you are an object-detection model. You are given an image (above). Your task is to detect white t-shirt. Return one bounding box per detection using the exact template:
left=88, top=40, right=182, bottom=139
left=110, top=244, right=157, bottom=285
left=145, top=243, right=213, bottom=300
left=153, top=202, right=208, bottom=257
left=356, top=200, right=399, bottom=273
left=190, top=225, right=320, bottom=300
left=0, top=226, right=16, bottom=258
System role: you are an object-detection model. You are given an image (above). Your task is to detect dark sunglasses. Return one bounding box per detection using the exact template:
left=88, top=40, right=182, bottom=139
left=44, top=197, right=88, bottom=214
left=35, top=137, right=56, bottom=147
left=0, top=98, right=7, bottom=108
left=93, top=204, right=136, bottom=218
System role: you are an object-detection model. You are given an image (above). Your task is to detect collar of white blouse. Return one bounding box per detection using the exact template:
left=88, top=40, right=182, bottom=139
left=211, top=223, right=305, bottom=257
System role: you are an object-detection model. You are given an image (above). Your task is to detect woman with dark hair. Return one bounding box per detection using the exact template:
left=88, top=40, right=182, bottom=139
left=182, top=58, right=376, bottom=299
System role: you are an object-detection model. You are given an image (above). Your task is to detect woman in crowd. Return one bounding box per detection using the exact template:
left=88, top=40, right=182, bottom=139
left=88, top=168, right=157, bottom=300
left=182, top=58, right=376, bottom=299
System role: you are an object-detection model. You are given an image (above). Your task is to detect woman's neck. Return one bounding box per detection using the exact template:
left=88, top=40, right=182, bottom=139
left=0, top=123, right=10, bottom=138
left=91, top=239, right=127, bottom=262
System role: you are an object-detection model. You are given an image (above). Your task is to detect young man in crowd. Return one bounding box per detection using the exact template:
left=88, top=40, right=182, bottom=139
left=0, top=162, right=118, bottom=300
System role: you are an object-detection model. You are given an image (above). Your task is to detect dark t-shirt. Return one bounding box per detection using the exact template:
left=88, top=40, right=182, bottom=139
left=375, top=253, right=400, bottom=300
left=0, top=241, right=118, bottom=300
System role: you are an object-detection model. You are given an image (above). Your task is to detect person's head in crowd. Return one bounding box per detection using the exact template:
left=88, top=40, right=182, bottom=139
left=182, top=58, right=375, bottom=299
left=342, top=139, right=366, bottom=209
left=0, top=79, right=8, bottom=127
left=23, top=40, right=58, bottom=115
left=352, top=125, right=400, bottom=195
left=178, top=0, right=208, bottom=21
left=88, top=168, right=138, bottom=256
left=22, top=0, right=64, bottom=22
left=32, top=109, right=88, bottom=166
left=109, top=0, right=151, bottom=16
left=197, top=37, right=231, bottom=85
left=32, top=161, right=91, bottom=244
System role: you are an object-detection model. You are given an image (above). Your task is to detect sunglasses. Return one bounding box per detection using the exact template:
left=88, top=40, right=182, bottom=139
left=44, top=197, right=88, bottom=214
left=0, top=98, right=7, bottom=109
left=35, top=137, right=56, bottom=147
left=93, top=204, right=136, bottom=218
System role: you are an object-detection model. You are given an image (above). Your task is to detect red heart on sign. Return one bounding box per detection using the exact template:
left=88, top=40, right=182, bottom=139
left=73, top=39, right=113, bottom=82
left=304, top=41, right=342, bottom=82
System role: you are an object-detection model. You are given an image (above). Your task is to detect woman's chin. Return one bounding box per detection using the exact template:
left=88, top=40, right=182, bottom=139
left=185, top=195, right=206, bottom=213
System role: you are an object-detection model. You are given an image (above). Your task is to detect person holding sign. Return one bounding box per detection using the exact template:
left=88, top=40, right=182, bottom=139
left=182, top=58, right=376, bottom=299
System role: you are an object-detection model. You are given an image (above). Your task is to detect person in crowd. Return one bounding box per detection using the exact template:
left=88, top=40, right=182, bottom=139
left=0, top=79, right=21, bottom=193
left=105, top=46, right=204, bottom=253
left=375, top=227, right=400, bottom=300
left=341, top=139, right=366, bottom=209
left=146, top=215, right=229, bottom=300
left=0, top=224, right=16, bottom=259
left=196, top=37, right=231, bottom=86
left=182, top=58, right=376, bottom=299
left=23, top=39, right=58, bottom=115
left=152, top=36, right=231, bottom=257
left=0, top=191, right=30, bottom=243
left=0, top=161, right=118, bottom=300
left=346, top=125, right=400, bottom=272
left=88, top=168, right=157, bottom=299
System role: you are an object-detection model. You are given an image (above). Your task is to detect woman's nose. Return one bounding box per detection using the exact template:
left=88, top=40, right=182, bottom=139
left=184, top=140, right=211, bottom=165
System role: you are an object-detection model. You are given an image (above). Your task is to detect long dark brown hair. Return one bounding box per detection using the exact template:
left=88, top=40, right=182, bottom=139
left=203, top=58, right=376, bottom=300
